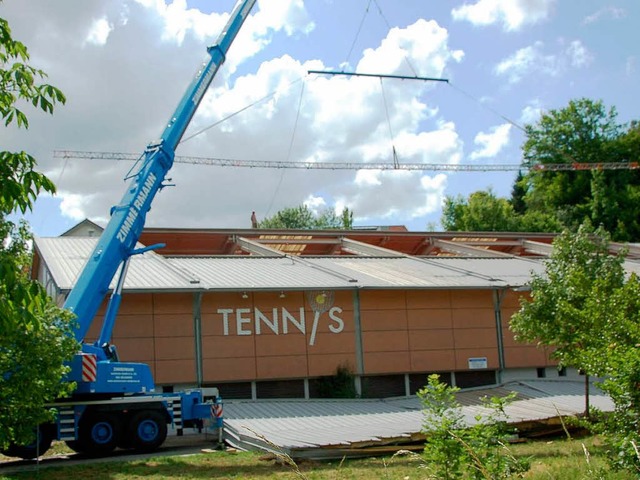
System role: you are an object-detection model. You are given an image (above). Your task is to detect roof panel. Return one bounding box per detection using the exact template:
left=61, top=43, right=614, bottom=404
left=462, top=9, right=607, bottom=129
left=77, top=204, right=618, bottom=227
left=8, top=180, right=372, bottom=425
left=170, top=257, right=354, bottom=290
left=34, top=237, right=198, bottom=292
left=223, top=379, right=613, bottom=459
left=304, top=257, right=543, bottom=289
left=34, top=238, right=544, bottom=292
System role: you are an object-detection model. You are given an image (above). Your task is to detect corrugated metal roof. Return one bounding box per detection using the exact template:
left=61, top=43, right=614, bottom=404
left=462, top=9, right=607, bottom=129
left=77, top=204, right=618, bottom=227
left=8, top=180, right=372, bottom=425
left=426, top=257, right=546, bottom=285
left=34, top=237, right=198, bottom=292
left=223, top=379, right=614, bottom=459
left=35, top=237, right=544, bottom=292
left=303, top=256, right=545, bottom=289
left=169, top=257, right=355, bottom=290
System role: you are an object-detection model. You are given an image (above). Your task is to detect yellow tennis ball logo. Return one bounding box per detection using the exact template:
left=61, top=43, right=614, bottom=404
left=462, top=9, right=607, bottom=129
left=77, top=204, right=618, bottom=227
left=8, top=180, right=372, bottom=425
left=315, top=294, right=325, bottom=305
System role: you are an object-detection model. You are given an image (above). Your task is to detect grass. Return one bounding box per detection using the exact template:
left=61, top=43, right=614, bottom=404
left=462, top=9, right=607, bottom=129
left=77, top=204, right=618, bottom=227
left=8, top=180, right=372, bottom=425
left=1, top=435, right=637, bottom=479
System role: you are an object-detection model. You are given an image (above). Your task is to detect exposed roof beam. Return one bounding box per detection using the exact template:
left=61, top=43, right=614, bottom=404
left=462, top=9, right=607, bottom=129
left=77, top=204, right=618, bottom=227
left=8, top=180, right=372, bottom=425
left=432, top=239, right=513, bottom=257
left=254, top=237, right=341, bottom=245
left=521, top=240, right=553, bottom=256
left=609, top=242, right=640, bottom=258
left=234, top=236, right=285, bottom=257
left=340, top=238, right=404, bottom=257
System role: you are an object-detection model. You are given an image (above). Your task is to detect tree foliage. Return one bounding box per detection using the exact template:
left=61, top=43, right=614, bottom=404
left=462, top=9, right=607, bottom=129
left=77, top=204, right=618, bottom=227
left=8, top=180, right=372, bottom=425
left=442, top=189, right=516, bottom=232
left=418, top=374, right=529, bottom=479
left=510, top=224, right=640, bottom=472
left=0, top=14, right=78, bottom=450
left=259, top=204, right=354, bottom=229
left=441, top=98, right=640, bottom=240
left=522, top=98, right=640, bottom=240
left=441, top=188, right=561, bottom=233
left=510, top=224, right=624, bottom=369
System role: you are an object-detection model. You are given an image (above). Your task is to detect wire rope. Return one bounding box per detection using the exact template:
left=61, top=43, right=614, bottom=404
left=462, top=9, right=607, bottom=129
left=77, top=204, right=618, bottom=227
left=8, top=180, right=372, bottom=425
left=447, top=82, right=525, bottom=133
left=264, top=78, right=307, bottom=219
left=379, top=77, right=399, bottom=166
left=179, top=76, right=304, bottom=144
left=343, top=0, right=373, bottom=69
left=372, top=0, right=419, bottom=77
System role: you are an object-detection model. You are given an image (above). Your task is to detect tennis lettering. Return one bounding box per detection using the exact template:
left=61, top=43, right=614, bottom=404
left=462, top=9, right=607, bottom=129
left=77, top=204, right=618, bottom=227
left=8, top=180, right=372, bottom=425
left=216, top=306, right=344, bottom=343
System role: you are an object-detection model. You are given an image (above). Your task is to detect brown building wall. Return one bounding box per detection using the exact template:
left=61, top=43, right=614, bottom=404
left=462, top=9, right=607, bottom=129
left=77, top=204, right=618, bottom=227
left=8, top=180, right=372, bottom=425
left=499, top=290, right=557, bottom=368
left=86, top=287, right=553, bottom=387
left=201, top=290, right=357, bottom=384
left=88, top=292, right=196, bottom=385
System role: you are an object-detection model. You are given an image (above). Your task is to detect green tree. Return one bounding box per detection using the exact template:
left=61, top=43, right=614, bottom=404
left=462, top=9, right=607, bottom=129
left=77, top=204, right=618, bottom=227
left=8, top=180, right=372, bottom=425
left=339, top=206, right=354, bottom=229
left=259, top=204, right=354, bottom=229
left=445, top=100, right=640, bottom=238
left=510, top=224, right=640, bottom=472
left=442, top=189, right=563, bottom=234
left=521, top=98, right=640, bottom=240
left=510, top=224, right=624, bottom=373
left=581, top=275, right=640, bottom=474
left=418, top=374, right=529, bottom=479
left=0, top=14, right=78, bottom=451
left=442, top=189, right=517, bottom=232
left=510, top=170, right=527, bottom=215
left=442, top=187, right=563, bottom=233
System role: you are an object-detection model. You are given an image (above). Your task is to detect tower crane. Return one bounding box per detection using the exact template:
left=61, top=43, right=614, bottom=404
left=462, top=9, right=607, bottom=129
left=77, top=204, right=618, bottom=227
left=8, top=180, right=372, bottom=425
left=54, top=150, right=640, bottom=172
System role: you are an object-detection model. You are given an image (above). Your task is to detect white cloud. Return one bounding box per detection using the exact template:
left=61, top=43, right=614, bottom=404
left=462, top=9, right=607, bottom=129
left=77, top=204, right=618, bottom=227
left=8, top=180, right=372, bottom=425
left=343, top=171, right=448, bottom=221
left=494, top=42, right=557, bottom=83
left=470, top=124, right=512, bottom=159
left=582, top=7, right=626, bottom=25
left=304, top=194, right=326, bottom=214
left=187, top=17, right=464, bottom=225
left=59, top=193, right=92, bottom=221
left=520, top=101, right=543, bottom=125
left=1, top=1, right=464, bottom=231
left=451, top=0, right=555, bottom=32
left=256, top=0, right=315, bottom=37
left=494, top=40, right=592, bottom=84
left=85, top=17, right=113, bottom=46
left=358, top=19, right=464, bottom=77
left=355, top=170, right=383, bottom=187
left=566, top=40, right=593, bottom=68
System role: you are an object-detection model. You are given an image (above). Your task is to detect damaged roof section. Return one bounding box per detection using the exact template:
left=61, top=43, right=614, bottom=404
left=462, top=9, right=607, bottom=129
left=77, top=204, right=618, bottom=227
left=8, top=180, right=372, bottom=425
left=223, top=379, right=613, bottom=460
left=34, top=237, right=547, bottom=294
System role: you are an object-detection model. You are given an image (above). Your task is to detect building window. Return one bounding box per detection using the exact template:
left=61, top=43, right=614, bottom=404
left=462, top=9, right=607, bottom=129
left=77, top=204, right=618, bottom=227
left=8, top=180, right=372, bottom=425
left=455, top=370, right=496, bottom=389
left=537, top=367, right=546, bottom=378
left=409, top=372, right=452, bottom=395
left=256, top=379, right=305, bottom=399
left=361, top=375, right=405, bottom=398
left=558, top=366, right=567, bottom=377
left=214, top=382, right=252, bottom=400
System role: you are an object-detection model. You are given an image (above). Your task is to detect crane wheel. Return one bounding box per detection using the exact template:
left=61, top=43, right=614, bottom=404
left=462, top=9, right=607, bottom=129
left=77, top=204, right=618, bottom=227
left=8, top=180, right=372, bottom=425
left=78, top=412, right=121, bottom=456
left=128, top=410, right=167, bottom=452
left=64, top=440, right=87, bottom=454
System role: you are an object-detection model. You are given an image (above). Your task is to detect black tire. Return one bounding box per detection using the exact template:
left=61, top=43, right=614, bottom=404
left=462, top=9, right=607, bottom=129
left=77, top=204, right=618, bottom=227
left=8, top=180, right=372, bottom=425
left=64, top=440, right=87, bottom=454
left=78, top=412, right=121, bottom=456
left=2, top=425, right=54, bottom=460
left=128, top=410, right=167, bottom=453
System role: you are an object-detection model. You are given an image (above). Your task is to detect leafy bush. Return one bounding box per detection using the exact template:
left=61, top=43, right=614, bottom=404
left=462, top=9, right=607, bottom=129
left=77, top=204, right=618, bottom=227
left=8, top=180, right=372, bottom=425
left=418, top=374, right=529, bottom=479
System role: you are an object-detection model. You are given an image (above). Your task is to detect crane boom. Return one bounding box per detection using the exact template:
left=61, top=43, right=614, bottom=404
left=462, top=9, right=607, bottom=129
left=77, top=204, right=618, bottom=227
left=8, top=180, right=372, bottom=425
left=64, top=0, right=256, bottom=350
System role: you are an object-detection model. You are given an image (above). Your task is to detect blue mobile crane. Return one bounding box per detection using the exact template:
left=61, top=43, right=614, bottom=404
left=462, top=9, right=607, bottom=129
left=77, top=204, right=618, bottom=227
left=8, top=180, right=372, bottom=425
left=3, top=0, right=256, bottom=460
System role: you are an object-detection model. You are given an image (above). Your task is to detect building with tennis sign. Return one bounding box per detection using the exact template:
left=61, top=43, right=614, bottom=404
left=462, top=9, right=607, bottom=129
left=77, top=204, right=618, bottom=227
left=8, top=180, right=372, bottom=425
left=35, top=221, right=628, bottom=400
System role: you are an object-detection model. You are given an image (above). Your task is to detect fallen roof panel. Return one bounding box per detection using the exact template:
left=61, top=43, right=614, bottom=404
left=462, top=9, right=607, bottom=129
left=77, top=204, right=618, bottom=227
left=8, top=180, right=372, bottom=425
left=223, top=379, right=613, bottom=460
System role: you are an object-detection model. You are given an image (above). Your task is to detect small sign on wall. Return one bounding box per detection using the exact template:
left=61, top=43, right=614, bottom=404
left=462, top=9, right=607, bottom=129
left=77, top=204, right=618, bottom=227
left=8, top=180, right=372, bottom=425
left=468, top=357, right=488, bottom=369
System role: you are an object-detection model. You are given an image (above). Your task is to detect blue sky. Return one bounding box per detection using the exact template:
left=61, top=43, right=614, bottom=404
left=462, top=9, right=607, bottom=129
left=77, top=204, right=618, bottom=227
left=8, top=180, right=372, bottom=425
left=3, top=0, right=638, bottom=236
